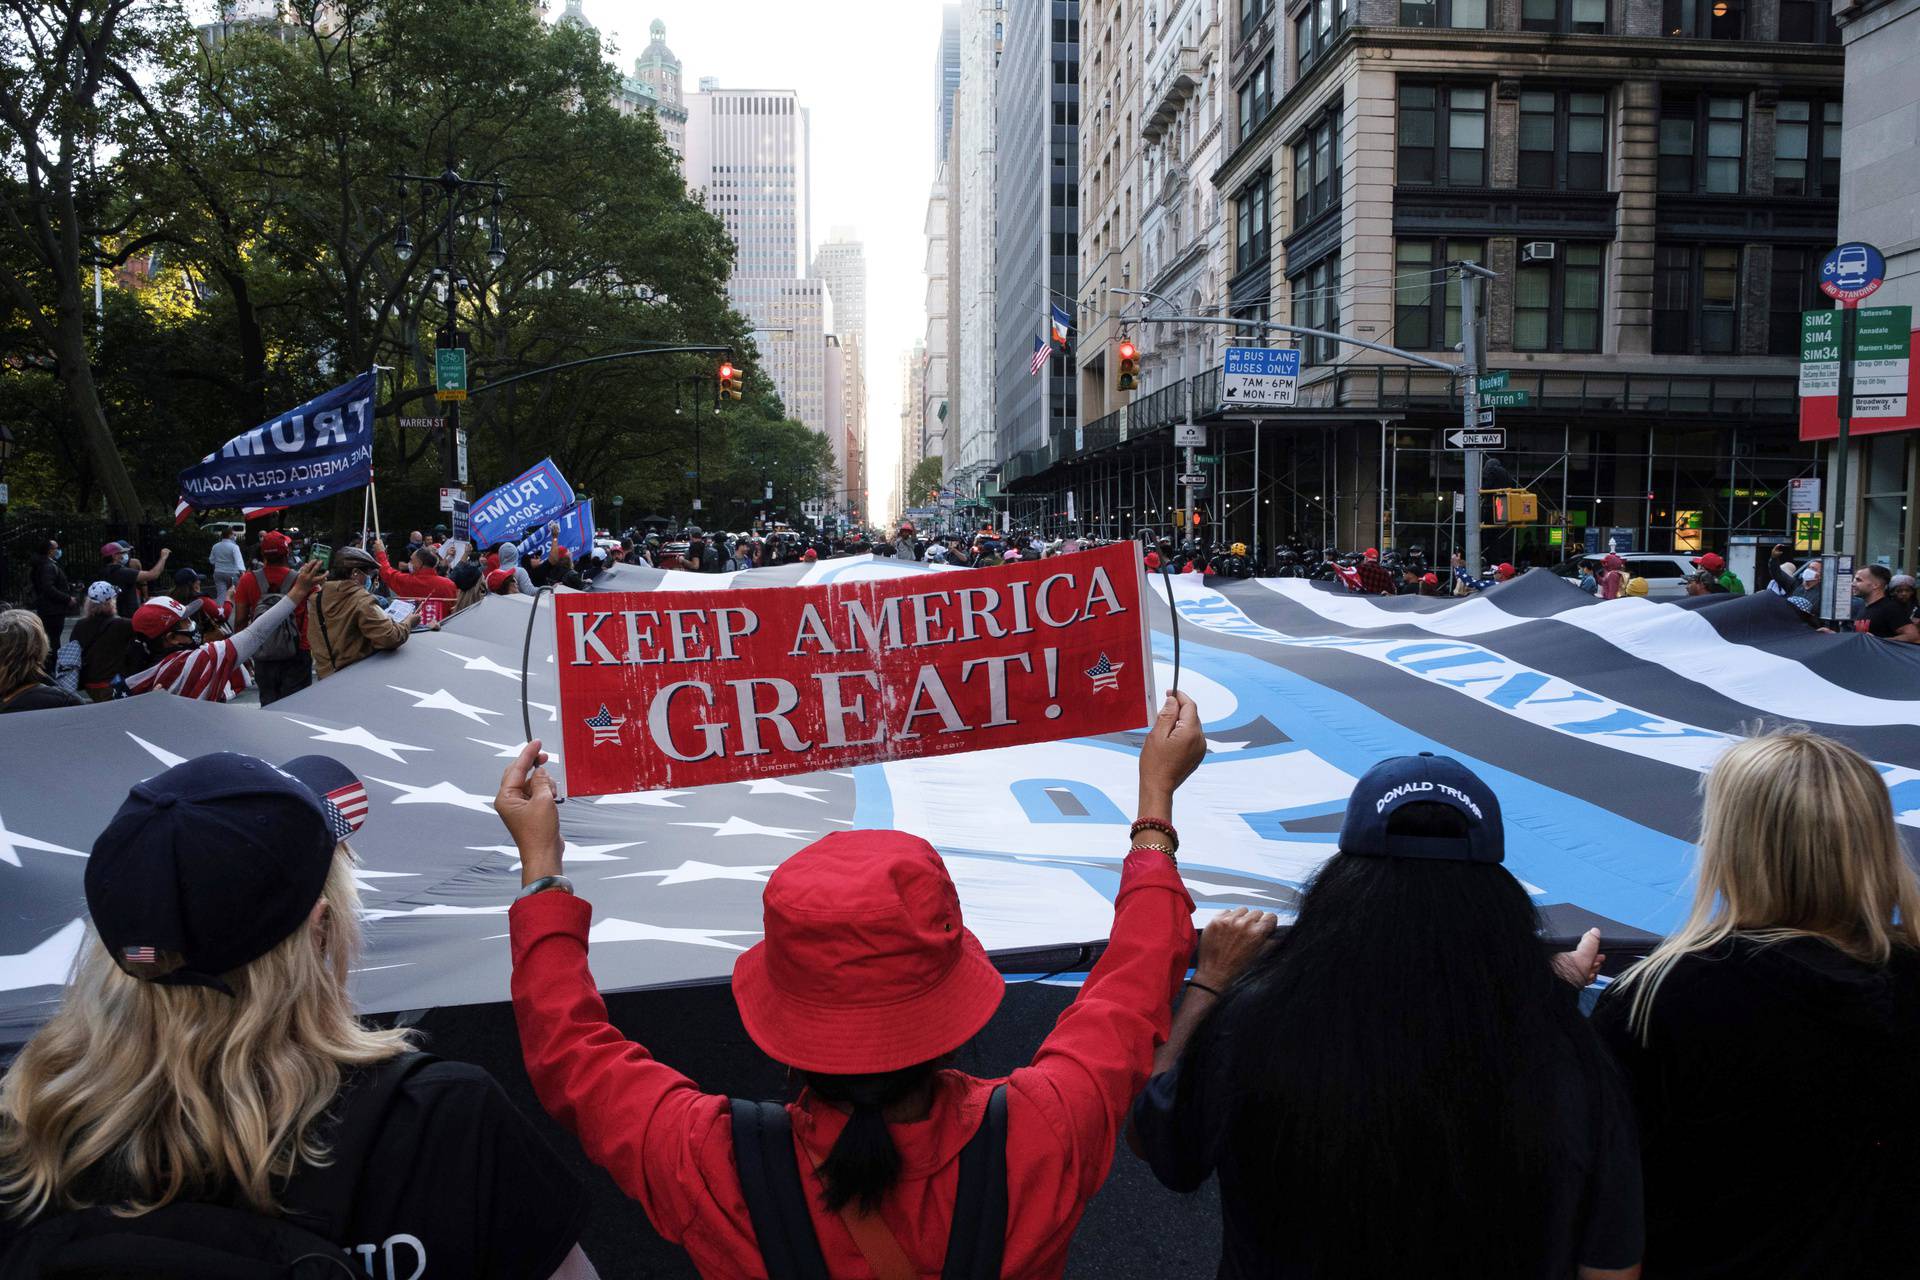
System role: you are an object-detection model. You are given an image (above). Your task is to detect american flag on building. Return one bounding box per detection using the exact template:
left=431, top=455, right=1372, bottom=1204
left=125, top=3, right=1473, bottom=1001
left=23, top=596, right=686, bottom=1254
left=1028, top=334, right=1050, bottom=377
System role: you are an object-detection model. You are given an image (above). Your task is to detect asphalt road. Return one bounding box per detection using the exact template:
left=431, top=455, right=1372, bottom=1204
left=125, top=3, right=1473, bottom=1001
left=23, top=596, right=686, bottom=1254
left=415, top=980, right=1223, bottom=1279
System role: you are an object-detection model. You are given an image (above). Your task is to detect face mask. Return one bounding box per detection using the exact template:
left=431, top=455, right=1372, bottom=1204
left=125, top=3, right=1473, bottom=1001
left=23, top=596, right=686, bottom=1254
left=52, top=548, right=62, bottom=561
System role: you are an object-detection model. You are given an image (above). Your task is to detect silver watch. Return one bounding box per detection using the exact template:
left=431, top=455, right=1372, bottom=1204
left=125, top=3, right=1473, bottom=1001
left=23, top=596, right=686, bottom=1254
left=516, top=874, right=575, bottom=900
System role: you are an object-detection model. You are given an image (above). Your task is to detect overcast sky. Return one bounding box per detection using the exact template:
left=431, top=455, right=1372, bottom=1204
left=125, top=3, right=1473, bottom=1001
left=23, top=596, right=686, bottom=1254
left=573, top=0, right=948, bottom=522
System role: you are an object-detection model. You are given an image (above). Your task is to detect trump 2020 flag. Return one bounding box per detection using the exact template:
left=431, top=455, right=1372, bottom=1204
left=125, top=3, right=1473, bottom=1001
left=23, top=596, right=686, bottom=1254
left=468, top=457, right=576, bottom=549
left=517, top=499, right=595, bottom=562
left=174, top=372, right=376, bottom=518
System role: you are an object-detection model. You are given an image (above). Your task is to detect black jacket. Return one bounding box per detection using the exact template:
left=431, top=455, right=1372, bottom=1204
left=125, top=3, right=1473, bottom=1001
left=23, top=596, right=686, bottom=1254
left=29, top=555, right=71, bottom=614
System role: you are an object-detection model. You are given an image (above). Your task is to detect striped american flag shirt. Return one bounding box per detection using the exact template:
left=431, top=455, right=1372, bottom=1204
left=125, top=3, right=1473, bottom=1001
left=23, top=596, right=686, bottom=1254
left=124, top=591, right=299, bottom=702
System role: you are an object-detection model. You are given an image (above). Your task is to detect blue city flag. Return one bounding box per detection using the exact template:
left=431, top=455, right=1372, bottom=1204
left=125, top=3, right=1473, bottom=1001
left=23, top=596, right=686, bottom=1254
left=468, top=457, right=577, bottom=548
left=1050, top=303, right=1072, bottom=347
left=516, top=498, right=595, bottom=562
left=174, top=372, right=376, bottom=517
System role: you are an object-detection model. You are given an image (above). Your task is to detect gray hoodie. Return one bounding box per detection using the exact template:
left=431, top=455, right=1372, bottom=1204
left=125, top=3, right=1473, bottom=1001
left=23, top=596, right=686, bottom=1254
left=496, top=541, right=537, bottom=595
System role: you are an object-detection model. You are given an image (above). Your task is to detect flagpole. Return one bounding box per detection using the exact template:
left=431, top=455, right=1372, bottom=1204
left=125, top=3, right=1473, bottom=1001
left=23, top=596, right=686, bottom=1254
left=363, top=363, right=393, bottom=549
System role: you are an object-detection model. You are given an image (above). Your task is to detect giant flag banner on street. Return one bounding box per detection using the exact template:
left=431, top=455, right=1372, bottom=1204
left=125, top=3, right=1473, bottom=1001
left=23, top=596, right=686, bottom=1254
left=468, top=457, right=575, bottom=549
left=517, top=499, right=596, bottom=564
left=173, top=372, right=376, bottom=519
left=553, top=542, right=1155, bottom=794
left=4, top=558, right=1918, bottom=1047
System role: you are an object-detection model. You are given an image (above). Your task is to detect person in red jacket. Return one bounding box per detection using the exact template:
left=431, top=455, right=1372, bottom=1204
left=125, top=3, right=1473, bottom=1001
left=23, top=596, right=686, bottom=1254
left=497, top=694, right=1208, bottom=1280
left=370, top=539, right=457, bottom=604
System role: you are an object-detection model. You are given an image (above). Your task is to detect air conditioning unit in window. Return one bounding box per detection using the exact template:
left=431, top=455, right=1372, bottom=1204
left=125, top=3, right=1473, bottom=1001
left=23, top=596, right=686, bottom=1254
left=1522, top=241, right=1556, bottom=263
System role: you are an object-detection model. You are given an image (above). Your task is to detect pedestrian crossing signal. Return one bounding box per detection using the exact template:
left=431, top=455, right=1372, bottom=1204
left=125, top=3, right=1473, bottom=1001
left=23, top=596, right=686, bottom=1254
left=1481, top=489, right=1539, bottom=525
left=1117, top=340, right=1139, bottom=392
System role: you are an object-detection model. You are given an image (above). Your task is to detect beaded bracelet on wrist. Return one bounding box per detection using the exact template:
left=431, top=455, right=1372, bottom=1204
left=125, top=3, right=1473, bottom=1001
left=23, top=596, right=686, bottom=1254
left=1130, top=817, right=1178, bottom=850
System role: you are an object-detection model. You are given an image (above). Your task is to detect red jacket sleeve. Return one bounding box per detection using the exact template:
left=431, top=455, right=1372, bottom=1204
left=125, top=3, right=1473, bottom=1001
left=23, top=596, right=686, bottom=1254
left=508, top=891, right=731, bottom=1241
left=1007, top=847, right=1194, bottom=1202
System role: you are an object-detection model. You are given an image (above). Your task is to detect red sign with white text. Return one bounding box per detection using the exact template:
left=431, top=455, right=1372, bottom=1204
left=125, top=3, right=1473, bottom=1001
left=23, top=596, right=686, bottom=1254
left=553, top=543, right=1157, bottom=796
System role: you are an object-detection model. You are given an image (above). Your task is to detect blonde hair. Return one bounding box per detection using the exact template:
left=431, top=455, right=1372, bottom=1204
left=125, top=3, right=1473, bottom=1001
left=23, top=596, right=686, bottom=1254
left=0, top=851, right=413, bottom=1221
left=1612, top=729, right=1920, bottom=1042
left=0, top=609, right=50, bottom=692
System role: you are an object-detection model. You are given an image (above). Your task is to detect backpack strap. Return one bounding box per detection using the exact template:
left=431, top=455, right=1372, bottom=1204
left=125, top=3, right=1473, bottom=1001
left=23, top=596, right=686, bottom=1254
left=940, top=1083, right=1009, bottom=1280
left=280, top=1051, right=436, bottom=1242
left=729, top=1099, right=831, bottom=1280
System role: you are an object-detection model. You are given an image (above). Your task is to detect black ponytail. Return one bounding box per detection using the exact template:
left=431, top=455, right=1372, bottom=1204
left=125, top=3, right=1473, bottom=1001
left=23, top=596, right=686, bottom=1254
left=800, top=1059, right=942, bottom=1214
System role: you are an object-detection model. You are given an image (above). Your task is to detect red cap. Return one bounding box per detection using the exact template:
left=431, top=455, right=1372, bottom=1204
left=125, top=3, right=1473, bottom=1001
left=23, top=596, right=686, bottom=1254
left=1602, top=553, right=1624, bottom=570
left=130, top=597, right=189, bottom=640
left=259, top=530, right=291, bottom=556
left=1692, top=552, right=1725, bottom=571
left=1496, top=563, right=1516, bottom=580
left=1364, top=547, right=1380, bottom=559
left=802, top=549, right=818, bottom=561
left=485, top=569, right=514, bottom=592
left=730, top=831, right=1005, bottom=1074
left=1422, top=572, right=1438, bottom=585
left=100, top=540, right=130, bottom=559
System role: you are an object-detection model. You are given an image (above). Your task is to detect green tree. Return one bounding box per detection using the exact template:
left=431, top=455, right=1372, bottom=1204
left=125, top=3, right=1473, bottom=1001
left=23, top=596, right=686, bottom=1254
left=906, top=455, right=945, bottom=508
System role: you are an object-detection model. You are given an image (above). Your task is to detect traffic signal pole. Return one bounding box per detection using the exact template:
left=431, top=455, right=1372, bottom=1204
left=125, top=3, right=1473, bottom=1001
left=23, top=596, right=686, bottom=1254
left=1461, top=265, right=1488, bottom=576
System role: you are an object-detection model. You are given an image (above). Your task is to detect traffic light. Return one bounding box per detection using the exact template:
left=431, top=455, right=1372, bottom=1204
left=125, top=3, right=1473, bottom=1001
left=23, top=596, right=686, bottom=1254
left=1117, top=340, right=1139, bottom=391
left=718, top=362, right=743, bottom=401
left=1480, top=489, right=1540, bottom=526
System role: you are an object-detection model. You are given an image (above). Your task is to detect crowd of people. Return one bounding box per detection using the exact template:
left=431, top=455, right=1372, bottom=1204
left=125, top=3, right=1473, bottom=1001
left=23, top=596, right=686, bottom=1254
left=0, top=709, right=1913, bottom=1277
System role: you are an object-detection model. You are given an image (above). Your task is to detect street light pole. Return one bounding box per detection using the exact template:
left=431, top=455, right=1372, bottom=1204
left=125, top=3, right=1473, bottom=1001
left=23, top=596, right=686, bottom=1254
left=392, top=155, right=507, bottom=490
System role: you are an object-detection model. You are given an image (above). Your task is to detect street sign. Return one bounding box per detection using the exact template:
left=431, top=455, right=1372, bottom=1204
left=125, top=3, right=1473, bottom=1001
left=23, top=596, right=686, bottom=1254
left=1476, top=371, right=1509, bottom=393
left=1799, top=310, right=1841, bottom=396
left=0, top=482, right=9, bottom=506
left=1853, top=305, right=1912, bottom=417
left=1819, top=242, right=1885, bottom=304
left=1446, top=429, right=1506, bottom=449
left=1793, top=512, right=1823, bottom=552
left=1174, top=421, right=1207, bottom=446
left=1194, top=454, right=1222, bottom=464
left=398, top=416, right=440, bottom=429
left=1476, top=409, right=1497, bottom=425
left=438, top=486, right=465, bottom=512
left=1176, top=471, right=1208, bottom=487
left=1788, top=477, right=1822, bottom=515
left=1221, top=347, right=1301, bottom=408
left=454, top=428, right=468, bottom=485
left=1479, top=389, right=1531, bottom=408
left=435, top=347, right=467, bottom=402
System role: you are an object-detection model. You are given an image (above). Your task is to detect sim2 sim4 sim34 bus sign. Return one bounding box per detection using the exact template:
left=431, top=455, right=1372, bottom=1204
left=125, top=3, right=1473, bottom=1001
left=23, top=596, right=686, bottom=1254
left=1221, top=347, right=1301, bottom=408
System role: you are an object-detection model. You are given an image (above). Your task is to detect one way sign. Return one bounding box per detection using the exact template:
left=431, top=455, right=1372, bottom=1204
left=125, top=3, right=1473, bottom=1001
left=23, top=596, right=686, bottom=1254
left=1446, top=428, right=1506, bottom=449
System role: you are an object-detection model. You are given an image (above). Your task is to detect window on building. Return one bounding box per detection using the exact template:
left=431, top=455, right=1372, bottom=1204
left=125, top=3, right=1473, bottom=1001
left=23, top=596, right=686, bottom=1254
left=1658, top=95, right=1745, bottom=194
left=1398, top=84, right=1487, bottom=186
left=1236, top=173, right=1271, bottom=273
left=1518, top=90, right=1608, bottom=190
left=1293, top=105, right=1343, bottom=227
left=1653, top=244, right=1741, bottom=354
left=1767, top=247, right=1819, bottom=356
left=1521, top=0, right=1606, bottom=31
left=1297, top=0, right=1351, bottom=72
left=1777, top=0, right=1840, bottom=41
left=1664, top=0, right=1745, bottom=37
left=1292, top=256, right=1343, bottom=364
left=1399, top=0, right=1487, bottom=26
left=1394, top=239, right=1484, bottom=350
left=1514, top=243, right=1604, bottom=352
left=1773, top=100, right=1840, bottom=197
left=1241, top=0, right=1273, bottom=32
left=1238, top=56, right=1274, bottom=137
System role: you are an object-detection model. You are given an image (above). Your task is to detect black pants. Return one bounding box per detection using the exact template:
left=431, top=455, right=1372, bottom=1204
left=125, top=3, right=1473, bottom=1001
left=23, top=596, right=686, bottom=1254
left=37, top=610, right=67, bottom=673
left=255, top=654, right=313, bottom=706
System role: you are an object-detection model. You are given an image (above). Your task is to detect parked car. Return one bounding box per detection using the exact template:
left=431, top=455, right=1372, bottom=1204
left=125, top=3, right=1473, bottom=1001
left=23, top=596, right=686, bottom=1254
left=1551, top=552, right=1698, bottom=600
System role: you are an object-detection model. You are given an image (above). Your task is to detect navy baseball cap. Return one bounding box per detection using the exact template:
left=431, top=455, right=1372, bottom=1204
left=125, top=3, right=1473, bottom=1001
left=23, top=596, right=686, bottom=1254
left=1339, top=752, right=1505, bottom=864
left=84, top=752, right=372, bottom=992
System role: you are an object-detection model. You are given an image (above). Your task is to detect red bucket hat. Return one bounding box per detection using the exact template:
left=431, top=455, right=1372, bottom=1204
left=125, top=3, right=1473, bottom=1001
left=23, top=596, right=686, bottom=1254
left=731, top=831, right=1004, bottom=1075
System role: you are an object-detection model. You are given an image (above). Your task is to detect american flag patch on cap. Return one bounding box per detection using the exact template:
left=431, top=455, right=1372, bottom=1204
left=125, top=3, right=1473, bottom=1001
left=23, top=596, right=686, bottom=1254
left=122, top=945, right=158, bottom=965
left=322, top=781, right=370, bottom=841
